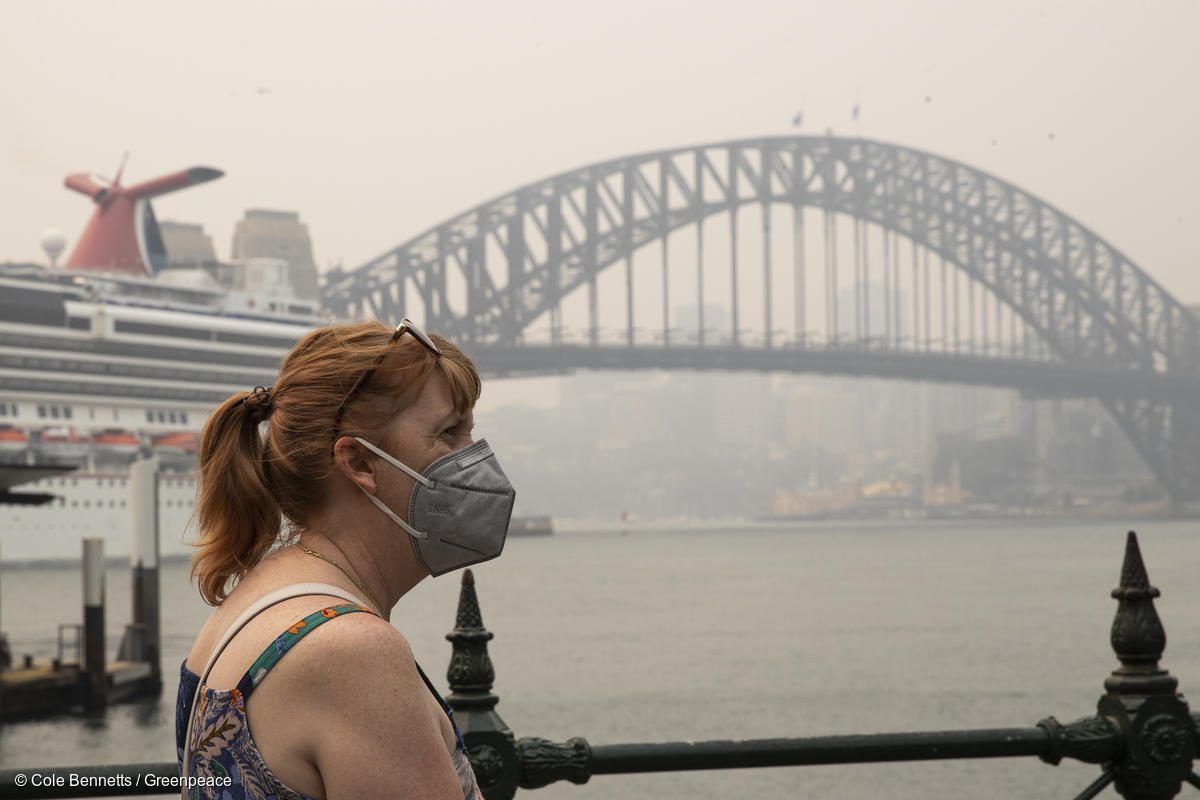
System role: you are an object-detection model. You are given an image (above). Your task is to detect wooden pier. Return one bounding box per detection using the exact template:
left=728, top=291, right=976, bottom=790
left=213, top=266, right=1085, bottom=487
left=1, top=659, right=156, bottom=721
left=0, top=455, right=163, bottom=723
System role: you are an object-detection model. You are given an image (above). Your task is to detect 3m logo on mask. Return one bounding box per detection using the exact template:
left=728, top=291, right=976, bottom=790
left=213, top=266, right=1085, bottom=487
left=428, top=503, right=453, bottom=516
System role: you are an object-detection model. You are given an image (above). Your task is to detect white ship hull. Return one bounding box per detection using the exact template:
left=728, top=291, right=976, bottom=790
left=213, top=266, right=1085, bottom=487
left=0, top=261, right=327, bottom=562
left=2, top=469, right=200, bottom=561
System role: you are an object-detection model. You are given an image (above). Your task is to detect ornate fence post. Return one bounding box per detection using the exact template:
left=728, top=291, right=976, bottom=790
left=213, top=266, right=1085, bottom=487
left=445, top=569, right=520, bottom=799
left=1097, top=532, right=1198, bottom=799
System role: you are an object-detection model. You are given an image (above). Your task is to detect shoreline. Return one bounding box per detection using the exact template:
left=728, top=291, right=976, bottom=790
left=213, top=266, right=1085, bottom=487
left=3, top=510, right=1195, bottom=568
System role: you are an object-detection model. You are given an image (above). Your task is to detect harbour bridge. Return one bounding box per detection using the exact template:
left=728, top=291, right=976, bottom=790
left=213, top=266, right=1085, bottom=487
left=322, top=135, right=1200, bottom=503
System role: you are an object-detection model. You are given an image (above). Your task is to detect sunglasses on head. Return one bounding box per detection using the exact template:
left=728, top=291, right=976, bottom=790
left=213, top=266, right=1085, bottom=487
left=332, top=318, right=441, bottom=435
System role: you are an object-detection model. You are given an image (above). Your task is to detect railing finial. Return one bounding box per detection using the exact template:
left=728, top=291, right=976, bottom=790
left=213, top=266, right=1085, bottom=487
left=1116, top=530, right=1158, bottom=601
left=446, top=568, right=496, bottom=699
left=456, top=568, right=485, bottom=630
left=1105, top=531, right=1175, bottom=696
left=445, top=569, right=519, bottom=799
left=1097, top=530, right=1195, bottom=800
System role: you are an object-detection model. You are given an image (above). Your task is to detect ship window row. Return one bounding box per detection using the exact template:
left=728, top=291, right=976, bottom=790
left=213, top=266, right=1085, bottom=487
left=0, top=376, right=229, bottom=404
left=0, top=332, right=283, bottom=370
left=0, top=292, right=67, bottom=327
left=0, top=402, right=18, bottom=416
left=38, top=478, right=190, bottom=488
left=53, top=497, right=126, bottom=509
left=47, top=497, right=195, bottom=509
left=38, top=478, right=128, bottom=488
left=37, top=404, right=73, bottom=420
left=0, top=351, right=272, bottom=388
left=113, top=320, right=297, bottom=349
left=146, top=410, right=189, bottom=425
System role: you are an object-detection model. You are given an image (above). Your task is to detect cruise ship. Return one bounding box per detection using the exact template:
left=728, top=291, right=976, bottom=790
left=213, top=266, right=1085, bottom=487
left=0, top=162, right=327, bottom=561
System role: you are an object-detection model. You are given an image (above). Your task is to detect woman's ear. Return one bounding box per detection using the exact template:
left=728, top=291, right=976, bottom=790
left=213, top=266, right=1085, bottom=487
left=332, top=436, right=379, bottom=494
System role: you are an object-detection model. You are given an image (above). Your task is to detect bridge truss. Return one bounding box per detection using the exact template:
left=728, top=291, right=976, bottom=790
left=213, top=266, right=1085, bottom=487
left=323, top=136, right=1200, bottom=502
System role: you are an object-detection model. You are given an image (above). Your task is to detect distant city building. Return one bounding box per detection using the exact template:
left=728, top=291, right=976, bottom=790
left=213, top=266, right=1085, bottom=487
left=230, top=209, right=319, bottom=300
left=159, top=221, right=217, bottom=267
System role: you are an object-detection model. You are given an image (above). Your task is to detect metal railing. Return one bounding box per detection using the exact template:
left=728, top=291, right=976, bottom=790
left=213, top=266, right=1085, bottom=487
left=1, top=531, right=1197, bottom=799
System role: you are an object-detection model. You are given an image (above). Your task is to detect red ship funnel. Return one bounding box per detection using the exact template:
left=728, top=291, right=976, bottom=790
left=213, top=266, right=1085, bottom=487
left=64, top=164, right=223, bottom=276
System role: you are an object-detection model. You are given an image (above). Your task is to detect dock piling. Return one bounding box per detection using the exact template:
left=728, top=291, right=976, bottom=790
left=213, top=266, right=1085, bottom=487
left=81, top=537, right=106, bottom=713
left=118, top=456, right=161, bottom=687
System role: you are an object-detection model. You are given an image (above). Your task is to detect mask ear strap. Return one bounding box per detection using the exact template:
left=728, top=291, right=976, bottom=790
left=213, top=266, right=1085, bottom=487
left=355, top=436, right=434, bottom=488
left=361, top=489, right=429, bottom=540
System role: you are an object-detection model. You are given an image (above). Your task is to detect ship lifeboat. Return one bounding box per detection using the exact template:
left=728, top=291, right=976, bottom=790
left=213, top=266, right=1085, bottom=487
left=0, top=425, right=28, bottom=455
left=93, top=428, right=141, bottom=457
left=154, top=431, right=199, bottom=471
left=153, top=431, right=199, bottom=456
left=36, top=426, right=91, bottom=461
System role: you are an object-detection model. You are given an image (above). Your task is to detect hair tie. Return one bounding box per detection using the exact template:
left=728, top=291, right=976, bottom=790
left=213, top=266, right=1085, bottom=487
left=242, top=385, right=275, bottom=423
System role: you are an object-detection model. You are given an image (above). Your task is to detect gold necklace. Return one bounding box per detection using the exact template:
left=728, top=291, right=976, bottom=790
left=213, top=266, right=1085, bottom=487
left=296, top=543, right=381, bottom=613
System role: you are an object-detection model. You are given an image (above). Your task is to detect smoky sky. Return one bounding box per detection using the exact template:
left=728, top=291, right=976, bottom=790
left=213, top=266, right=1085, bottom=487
left=2, top=1, right=1196, bottom=317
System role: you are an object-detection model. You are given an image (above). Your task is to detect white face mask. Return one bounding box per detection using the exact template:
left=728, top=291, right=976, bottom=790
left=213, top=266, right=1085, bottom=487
left=355, top=437, right=516, bottom=576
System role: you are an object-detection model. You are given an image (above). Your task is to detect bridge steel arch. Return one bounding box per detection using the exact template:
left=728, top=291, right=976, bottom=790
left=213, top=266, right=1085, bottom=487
left=324, top=136, right=1200, bottom=502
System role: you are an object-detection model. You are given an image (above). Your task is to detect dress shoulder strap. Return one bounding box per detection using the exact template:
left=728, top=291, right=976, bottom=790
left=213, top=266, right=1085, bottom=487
left=179, top=582, right=367, bottom=797
left=240, top=601, right=374, bottom=696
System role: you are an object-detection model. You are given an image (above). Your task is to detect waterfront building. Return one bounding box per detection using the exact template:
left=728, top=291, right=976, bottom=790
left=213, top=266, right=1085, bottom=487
left=231, top=209, right=320, bottom=301
left=159, top=221, right=218, bottom=267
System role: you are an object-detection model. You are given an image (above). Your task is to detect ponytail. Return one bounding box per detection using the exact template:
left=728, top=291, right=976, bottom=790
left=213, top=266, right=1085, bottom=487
left=190, top=390, right=281, bottom=605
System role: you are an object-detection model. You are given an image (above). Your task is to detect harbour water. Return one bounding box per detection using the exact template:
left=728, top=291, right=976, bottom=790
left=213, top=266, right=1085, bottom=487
left=1, top=519, right=1198, bottom=799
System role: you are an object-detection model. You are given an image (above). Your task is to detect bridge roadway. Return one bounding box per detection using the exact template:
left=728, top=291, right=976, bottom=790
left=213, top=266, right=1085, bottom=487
left=466, top=342, right=1200, bottom=403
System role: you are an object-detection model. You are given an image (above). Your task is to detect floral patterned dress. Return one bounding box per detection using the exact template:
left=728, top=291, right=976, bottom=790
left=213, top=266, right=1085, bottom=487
left=176, top=602, right=483, bottom=799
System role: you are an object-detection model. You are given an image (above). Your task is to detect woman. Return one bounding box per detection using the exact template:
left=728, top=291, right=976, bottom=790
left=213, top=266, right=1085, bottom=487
left=176, top=319, right=516, bottom=800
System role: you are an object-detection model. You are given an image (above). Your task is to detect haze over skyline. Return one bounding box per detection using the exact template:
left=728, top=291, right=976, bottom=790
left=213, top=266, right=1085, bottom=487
left=3, top=0, right=1198, bottom=303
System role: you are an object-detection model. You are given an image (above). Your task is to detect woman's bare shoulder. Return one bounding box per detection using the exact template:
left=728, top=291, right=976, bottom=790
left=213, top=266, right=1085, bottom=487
left=280, top=610, right=419, bottom=691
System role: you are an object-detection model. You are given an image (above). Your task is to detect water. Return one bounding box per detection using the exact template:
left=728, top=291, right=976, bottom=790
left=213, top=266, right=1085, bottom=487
left=2, top=519, right=1198, bottom=799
